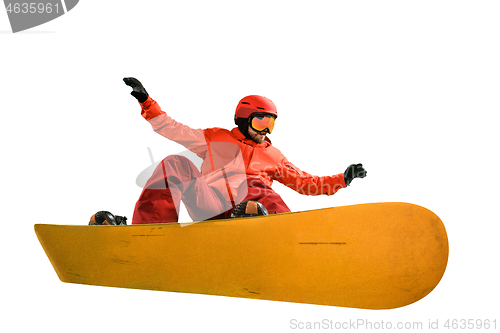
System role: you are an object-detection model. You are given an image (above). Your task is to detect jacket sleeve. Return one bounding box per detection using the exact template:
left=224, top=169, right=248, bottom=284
left=273, top=156, right=346, bottom=196
left=139, top=96, right=207, bottom=153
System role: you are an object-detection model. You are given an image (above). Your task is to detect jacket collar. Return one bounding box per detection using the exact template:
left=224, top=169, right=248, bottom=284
left=231, top=127, right=272, bottom=147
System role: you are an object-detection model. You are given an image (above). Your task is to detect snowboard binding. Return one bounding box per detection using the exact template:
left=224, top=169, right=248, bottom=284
left=89, top=211, right=127, bottom=225
left=231, top=200, right=269, bottom=218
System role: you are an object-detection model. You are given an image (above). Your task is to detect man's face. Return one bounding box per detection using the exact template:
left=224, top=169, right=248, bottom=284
left=247, top=125, right=267, bottom=144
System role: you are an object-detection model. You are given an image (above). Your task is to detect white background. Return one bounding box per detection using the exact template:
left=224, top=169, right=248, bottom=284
left=1, top=1, right=499, bottom=332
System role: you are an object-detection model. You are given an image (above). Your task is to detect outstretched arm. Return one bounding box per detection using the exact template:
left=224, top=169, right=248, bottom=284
left=123, top=77, right=206, bottom=151
left=274, top=158, right=345, bottom=195
left=274, top=158, right=367, bottom=195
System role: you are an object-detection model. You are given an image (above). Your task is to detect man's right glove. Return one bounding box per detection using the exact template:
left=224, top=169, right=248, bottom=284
left=344, top=163, right=367, bottom=186
left=123, top=77, right=149, bottom=103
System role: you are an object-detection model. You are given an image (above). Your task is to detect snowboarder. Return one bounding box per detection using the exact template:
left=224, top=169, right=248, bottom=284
left=89, top=78, right=367, bottom=225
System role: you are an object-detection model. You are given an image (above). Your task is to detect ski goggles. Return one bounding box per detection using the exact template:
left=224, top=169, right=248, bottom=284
left=249, top=114, right=276, bottom=134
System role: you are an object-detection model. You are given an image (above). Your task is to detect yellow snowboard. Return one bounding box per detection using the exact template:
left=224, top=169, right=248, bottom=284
left=34, top=202, right=448, bottom=309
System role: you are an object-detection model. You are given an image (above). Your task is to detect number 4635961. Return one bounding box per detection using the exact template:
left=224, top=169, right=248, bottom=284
left=6, top=2, right=60, bottom=14
left=444, top=319, right=497, bottom=330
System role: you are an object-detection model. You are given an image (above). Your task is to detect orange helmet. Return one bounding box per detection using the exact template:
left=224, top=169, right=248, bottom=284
left=234, top=95, right=278, bottom=121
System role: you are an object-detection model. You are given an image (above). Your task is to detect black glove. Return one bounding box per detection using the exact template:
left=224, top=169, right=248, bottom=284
left=344, top=163, right=367, bottom=186
left=123, top=77, right=149, bottom=103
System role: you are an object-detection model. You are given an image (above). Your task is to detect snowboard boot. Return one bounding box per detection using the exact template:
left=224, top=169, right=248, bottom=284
left=231, top=200, right=269, bottom=218
left=89, top=211, right=128, bottom=225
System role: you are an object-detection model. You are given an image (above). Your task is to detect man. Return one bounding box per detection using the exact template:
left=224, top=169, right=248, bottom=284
left=89, top=78, right=367, bottom=225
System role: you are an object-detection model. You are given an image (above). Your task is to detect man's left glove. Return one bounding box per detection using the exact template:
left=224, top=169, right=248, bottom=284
left=123, top=77, right=149, bottom=103
left=344, top=163, right=367, bottom=186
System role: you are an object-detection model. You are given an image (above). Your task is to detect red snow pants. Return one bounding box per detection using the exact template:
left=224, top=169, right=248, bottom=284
left=132, top=155, right=290, bottom=224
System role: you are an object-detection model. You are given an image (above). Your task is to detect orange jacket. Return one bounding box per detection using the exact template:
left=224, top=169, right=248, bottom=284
left=140, top=97, right=346, bottom=200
